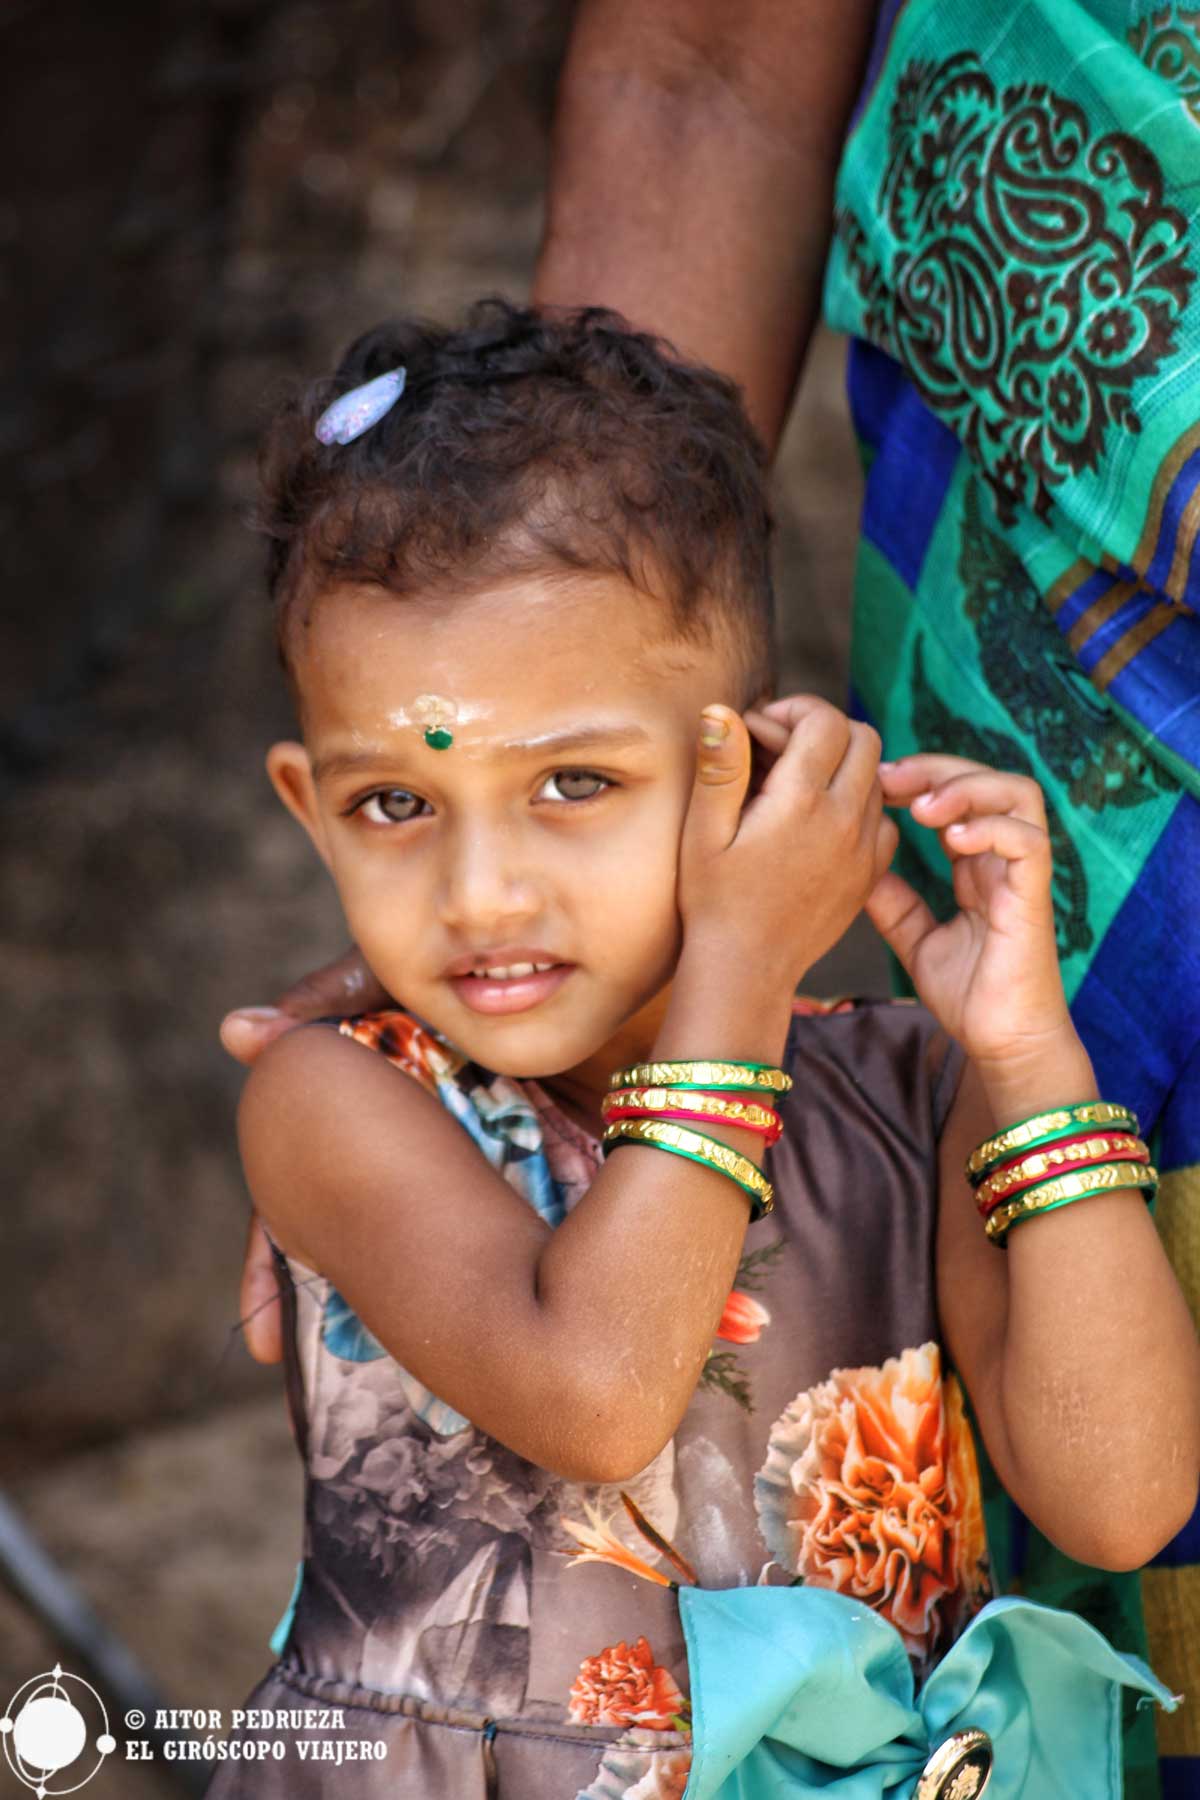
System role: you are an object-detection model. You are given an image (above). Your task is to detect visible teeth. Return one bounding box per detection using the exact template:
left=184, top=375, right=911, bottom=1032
left=470, top=960, right=557, bottom=980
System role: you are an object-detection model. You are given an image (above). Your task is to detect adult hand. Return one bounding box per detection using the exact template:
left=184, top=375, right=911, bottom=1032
left=219, top=944, right=389, bottom=1066
left=223, top=946, right=390, bottom=1364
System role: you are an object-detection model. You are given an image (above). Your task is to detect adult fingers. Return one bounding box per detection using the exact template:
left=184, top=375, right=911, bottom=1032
left=219, top=945, right=389, bottom=1065
left=238, top=1214, right=284, bottom=1366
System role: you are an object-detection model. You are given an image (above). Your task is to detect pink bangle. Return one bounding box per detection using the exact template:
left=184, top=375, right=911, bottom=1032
left=975, top=1135, right=1149, bottom=1218
left=601, top=1101, right=784, bottom=1146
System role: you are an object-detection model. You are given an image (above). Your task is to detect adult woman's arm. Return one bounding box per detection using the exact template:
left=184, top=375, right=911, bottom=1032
left=223, top=946, right=389, bottom=1366
left=532, top=0, right=878, bottom=453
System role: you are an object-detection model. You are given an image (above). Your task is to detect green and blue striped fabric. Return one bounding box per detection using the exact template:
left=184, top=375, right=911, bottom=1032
left=824, top=5, right=1200, bottom=1794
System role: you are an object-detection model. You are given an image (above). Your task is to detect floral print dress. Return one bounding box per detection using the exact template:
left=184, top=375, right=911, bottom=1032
left=207, top=995, right=989, bottom=1799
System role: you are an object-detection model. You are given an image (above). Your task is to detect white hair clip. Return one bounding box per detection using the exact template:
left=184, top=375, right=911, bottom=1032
left=314, top=366, right=407, bottom=445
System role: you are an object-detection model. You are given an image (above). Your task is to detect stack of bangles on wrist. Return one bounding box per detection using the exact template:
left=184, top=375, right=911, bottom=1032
left=600, top=1058, right=792, bottom=1222
left=966, top=1100, right=1158, bottom=1244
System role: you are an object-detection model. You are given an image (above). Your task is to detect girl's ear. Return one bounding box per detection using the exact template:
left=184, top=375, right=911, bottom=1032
left=266, top=741, right=332, bottom=868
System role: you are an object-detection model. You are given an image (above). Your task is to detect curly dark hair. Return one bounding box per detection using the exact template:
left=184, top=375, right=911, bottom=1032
left=255, top=296, right=778, bottom=707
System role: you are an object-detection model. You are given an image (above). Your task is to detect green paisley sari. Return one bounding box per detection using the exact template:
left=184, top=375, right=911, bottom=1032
left=823, top=6, right=1200, bottom=1796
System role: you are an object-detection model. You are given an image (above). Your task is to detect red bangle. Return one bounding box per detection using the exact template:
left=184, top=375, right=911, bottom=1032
left=602, top=1101, right=784, bottom=1145
left=976, top=1136, right=1148, bottom=1218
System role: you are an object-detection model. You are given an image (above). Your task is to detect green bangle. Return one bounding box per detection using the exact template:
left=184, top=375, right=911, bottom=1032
left=967, top=1102, right=1139, bottom=1183
left=608, top=1057, right=792, bottom=1096
left=601, top=1117, right=774, bottom=1221
left=985, top=1160, right=1158, bottom=1243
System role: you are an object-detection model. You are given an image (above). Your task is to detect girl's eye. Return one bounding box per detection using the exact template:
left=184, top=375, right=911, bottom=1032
left=540, top=769, right=612, bottom=804
left=356, top=789, right=428, bottom=825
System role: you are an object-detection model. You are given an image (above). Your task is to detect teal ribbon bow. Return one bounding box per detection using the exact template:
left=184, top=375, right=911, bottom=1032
left=678, top=1588, right=1177, bottom=1798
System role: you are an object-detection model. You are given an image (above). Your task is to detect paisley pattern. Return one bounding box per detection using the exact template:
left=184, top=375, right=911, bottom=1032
left=957, top=481, right=1179, bottom=812
left=829, top=3, right=1200, bottom=1786
left=880, top=478, right=1181, bottom=964
left=1129, top=6, right=1200, bottom=126
left=835, top=50, right=1194, bottom=523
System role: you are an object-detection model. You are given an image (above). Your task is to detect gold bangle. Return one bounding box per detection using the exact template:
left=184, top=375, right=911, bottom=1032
left=984, top=1161, right=1158, bottom=1241
left=967, top=1102, right=1138, bottom=1179
left=608, top=1058, right=792, bottom=1095
left=601, top=1087, right=782, bottom=1134
left=602, top=1117, right=774, bottom=1216
left=973, top=1134, right=1149, bottom=1212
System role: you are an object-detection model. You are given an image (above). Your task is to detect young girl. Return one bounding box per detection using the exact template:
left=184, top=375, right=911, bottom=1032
left=211, top=298, right=1199, bottom=1799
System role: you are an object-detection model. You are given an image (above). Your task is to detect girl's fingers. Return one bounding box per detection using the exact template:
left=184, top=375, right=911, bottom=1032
left=828, top=718, right=884, bottom=798
left=743, top=708, right=791, bottom=756
left=879, top=752, right=995, bottom=790
left=872, top=809, right=900, bottom=883
left=686, top=704, right=754, bottom=853
left=910, top=769, right=1047, bottom=831
left=755, top=702, right=855, bottom=802
left=941, top=812, right=1051, bottom=903
left=863, top=868, right=941, bottom=978
left=753, top=695, right=832, bottom=733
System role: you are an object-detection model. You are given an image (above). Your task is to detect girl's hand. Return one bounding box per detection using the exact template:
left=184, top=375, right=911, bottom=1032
left=864, top=753, right=1072, bottom=1065
left=678, top=695, right=896, bottom=986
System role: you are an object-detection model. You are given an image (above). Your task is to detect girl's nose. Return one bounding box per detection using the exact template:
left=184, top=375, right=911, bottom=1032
left=437, top=822, right=542, bottom=936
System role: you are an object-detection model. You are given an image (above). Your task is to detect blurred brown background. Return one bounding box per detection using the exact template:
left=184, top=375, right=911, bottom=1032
left=0, top=1, right=879, bottom=1791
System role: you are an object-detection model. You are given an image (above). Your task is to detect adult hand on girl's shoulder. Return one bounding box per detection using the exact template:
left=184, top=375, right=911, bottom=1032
left=864, top=755, right=1073, bottom=1070
left=220, top=946, right=390, bottom=1367
left=218, top=944, right=390, bottom=1066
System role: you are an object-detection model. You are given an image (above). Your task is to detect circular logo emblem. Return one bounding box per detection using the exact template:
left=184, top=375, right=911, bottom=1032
left=1, top=1666, right=115, bottom=1796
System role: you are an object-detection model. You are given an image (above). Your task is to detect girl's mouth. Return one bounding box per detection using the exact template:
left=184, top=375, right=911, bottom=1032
left=449, top=963, right=575, bottom=1015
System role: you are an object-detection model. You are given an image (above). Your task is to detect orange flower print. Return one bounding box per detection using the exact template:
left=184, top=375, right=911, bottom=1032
left=337, top=1010, right=460, bottom=1094
left=754, top=1343, right=991, bottom=1668
left=716, top=1290, right=770, bottom=1344
left=944, top=1374, right=989, bottom=1605
left=568, top=1636, right=686, bottom=1730
left=559, top=1497, right=697, bottom=1587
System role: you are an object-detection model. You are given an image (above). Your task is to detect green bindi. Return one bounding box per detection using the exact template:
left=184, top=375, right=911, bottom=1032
left=411, top=693, right=458, bottom=750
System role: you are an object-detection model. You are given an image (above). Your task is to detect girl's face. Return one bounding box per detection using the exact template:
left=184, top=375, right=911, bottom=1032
left=269, top=571, right=755, bottom=1085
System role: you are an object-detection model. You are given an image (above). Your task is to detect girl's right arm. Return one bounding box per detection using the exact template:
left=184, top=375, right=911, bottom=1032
left=238, top=699, right=894, bottom=1483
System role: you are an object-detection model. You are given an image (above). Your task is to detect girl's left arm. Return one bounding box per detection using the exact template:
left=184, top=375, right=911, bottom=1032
left=935, top=1045, right=1200, bottom=1569
left=864, top=751, right=1200, bottom=1571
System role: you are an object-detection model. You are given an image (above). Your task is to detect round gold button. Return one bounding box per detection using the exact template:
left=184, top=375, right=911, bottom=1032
left=914, top=1728, right=993, bottom=1799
